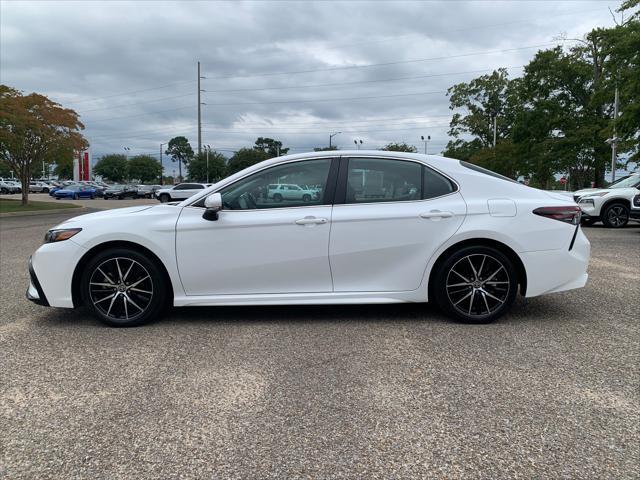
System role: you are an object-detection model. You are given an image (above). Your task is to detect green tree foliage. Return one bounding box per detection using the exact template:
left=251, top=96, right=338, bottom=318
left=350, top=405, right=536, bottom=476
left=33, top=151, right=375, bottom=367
left=443, top=15, right=639, bottom=188
left=188, top=151, right=227, bottom=182
left=254, top=137, right=289, bottom=157
left=0, top=160, right=13, bottom=177
left=128, top=155, right=162, bottom=183
left=165, top=136, right=193, bottom=181
left=313, top=146, right=338, bottom=152
left=94, top=154, right=128, bottom=182
left=227, top=148, right=269, bottom=175
left=380, top=142, right=418, bottom=153
left=0, top=85, right=87, bottom=204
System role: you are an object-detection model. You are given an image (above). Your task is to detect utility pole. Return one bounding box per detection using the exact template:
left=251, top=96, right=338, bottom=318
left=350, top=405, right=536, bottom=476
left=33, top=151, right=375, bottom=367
left=421, top=135, right=430, bottom=155
left=160, top=143, right=166, bottom=185
left=493, top=115, right=497, bottom=148
left=197, top=61, right=202, bottom=156
left=610, top=86, right=619, bottom=183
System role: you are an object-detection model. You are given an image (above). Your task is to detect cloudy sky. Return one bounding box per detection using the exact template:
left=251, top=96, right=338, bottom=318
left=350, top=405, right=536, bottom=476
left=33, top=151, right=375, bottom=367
left=1, top=0, right=619, bottom=165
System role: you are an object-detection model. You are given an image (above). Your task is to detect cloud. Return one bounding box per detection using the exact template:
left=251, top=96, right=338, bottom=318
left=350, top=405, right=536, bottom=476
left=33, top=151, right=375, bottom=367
left=1, top=0, right=614, bottom=159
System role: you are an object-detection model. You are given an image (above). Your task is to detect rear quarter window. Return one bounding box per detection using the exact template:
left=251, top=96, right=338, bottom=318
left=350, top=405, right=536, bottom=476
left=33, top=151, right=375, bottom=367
left=460, top=161, right=516, bottom=183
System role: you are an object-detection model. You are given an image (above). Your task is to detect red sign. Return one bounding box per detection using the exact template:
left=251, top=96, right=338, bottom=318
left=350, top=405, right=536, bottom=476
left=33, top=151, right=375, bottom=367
left=560, top=177, right=567, bottom=184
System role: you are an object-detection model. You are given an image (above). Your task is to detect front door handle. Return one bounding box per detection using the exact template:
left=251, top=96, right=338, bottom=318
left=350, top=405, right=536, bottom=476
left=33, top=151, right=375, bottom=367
left=420, top=210, right=454, bottom=220
left=295, top=216, right=328, bottom=226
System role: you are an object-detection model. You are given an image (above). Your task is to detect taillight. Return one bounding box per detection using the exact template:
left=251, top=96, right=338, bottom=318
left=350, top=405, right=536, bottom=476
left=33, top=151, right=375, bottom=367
left=533, top=206, right=581, bottom=225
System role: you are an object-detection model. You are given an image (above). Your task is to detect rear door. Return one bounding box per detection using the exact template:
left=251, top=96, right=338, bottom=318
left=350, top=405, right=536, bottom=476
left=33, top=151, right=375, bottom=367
left=329, top=156, right=466, bottom=292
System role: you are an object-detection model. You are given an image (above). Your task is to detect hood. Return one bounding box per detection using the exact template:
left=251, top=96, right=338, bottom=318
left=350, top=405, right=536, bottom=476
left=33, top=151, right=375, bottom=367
left=57, top=205, right=157, bottom=226
left=574, top=188, right=608, bottom=196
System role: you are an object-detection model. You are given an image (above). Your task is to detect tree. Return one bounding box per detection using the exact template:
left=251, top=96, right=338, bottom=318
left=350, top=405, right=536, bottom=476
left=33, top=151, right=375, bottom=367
left=313, top=146, right=338, bottom=152
left=0, top=85, right=86, bottom=204
left=254, top=137, right=289, bottom=157
left=165, top=136, right=193, bottom=182
left=94, top=154, right=128, bottom=182
left=53, top=157, right=73, bottom=179
left=227, top=148, right=269, bottom=175
left=128, top=154, right=162, bottom=183
left=188, top=150, right=227, bottom=182
left=380, top=142, right=418, bottom=153
left=0, top=160, right=13, bottom=177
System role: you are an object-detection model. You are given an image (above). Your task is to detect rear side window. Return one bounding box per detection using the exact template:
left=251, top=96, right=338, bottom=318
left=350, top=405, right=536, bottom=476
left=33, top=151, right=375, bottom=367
left=346, top=158, right=422, bottom=203
left=423, top=166, right=456, bottom=199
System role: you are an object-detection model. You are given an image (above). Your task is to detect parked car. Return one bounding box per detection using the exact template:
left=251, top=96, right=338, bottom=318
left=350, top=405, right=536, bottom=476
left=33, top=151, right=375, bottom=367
left=137, top=185, right=162, bottom=199
left=103, top=184, right=138, bottom=200
left=29, top=181, right=51, bottom=193
left=267, top=183, right=318, bottom=203
left=155, top=183, right=210, bottom=203
left=631, top=193, right=640, bottom=222
left=573, top=173, right=640, bottom=228
left=27, top=151, right=590, bottom=327
left=53, top=185, right=97, bottom=200
left=0, top=180, right=21, bottom=194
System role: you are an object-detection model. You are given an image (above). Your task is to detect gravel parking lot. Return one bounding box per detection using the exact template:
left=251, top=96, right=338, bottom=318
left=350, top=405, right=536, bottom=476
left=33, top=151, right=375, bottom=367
left=1, top=208, right=638, bottom=479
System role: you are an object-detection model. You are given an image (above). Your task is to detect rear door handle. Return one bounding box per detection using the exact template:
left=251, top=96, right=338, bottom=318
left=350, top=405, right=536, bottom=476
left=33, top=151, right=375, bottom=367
left=295, top=216, right=328, bottom=225
left=420, top=210, right=454, bottom=220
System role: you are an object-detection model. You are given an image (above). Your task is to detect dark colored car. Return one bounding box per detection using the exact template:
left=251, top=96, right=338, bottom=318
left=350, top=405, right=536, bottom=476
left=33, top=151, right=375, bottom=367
left=54, top=185, right=97, bottom=200
left=137, top=185, right=162, bottom=199
left=103, top=184, right=138, bottom=200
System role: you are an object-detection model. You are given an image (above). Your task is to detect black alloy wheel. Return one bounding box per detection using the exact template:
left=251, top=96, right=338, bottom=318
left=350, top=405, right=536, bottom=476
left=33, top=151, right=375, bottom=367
left=601, top=203, right=629, bottom=228
left=433, top=246, right=518, bottom=324
left=81, top=248, right=168, bottom=327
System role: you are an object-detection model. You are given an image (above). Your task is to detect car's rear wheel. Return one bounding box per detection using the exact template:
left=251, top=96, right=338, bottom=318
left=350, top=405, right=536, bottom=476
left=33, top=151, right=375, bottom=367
left=273, top=193, right=283, bottom=202
left=601, top=203, right=629, bottom=228
left=81, top=248, right=168, bottom=327
left=433, top=246, right=518, bottom=324
left=159, top=194, right=170, bottom=203
left=302, top=194, right=311, bottom=202
left=73, top=193, right=79, bottom=200
left=42, top=188, right=49, bottom=193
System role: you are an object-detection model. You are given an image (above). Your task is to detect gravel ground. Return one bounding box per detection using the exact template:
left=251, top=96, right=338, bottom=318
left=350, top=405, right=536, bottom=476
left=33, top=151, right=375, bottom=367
left=1, top=210, right=638, bottom=479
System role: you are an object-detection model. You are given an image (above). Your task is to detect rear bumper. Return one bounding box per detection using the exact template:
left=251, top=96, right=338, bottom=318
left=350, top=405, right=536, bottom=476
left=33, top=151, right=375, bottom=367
left=26, top=257, right=50, bottom=306
left=520, top=227, right=590, bottom=297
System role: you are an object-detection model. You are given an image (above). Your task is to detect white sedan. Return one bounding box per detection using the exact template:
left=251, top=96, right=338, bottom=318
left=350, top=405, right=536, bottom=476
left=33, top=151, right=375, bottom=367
left=27, top=151, right=590, bottom=327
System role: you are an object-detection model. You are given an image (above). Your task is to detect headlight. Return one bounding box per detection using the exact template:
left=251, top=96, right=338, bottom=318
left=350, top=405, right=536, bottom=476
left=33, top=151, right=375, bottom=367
left=582, top=192, right=608, bottom=198
left=579, top=198, right=595, bottom=206
left=44, top=228, right=82, bottom=243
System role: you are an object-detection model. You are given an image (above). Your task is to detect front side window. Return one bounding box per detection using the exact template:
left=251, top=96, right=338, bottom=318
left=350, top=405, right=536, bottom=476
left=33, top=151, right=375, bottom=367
left=346, top=158, right=422, bottom=203
left=218, top=159, right=332, bottom=210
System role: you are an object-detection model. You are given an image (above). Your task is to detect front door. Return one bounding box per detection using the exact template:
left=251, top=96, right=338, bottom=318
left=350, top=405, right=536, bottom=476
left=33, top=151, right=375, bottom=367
left=329, top=156, right=466, bottom=292
left=176, top=158, right=337, bottom=295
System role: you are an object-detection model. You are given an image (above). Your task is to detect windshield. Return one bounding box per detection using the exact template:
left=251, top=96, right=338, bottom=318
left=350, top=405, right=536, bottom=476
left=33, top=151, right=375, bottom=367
left=609, top=175, right=640, bottom=189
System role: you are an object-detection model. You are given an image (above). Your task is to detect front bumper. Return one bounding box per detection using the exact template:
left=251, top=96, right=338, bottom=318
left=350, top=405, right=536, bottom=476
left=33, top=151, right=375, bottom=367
left=630, top=210, right=640, bottom=220
left=26, top=256, right=49, bottom=306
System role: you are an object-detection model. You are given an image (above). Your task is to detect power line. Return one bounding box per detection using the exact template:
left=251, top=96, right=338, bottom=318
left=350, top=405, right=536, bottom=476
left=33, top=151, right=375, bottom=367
left=77, top=92, right=195, bottom=114
left=63, top=80, right=196, bottom=106
left=204, top=42, right=561, bottom=81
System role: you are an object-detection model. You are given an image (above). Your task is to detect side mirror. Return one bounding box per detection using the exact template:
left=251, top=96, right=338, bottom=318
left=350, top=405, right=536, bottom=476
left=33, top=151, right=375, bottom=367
left=202, top=192, right=223, bottom=221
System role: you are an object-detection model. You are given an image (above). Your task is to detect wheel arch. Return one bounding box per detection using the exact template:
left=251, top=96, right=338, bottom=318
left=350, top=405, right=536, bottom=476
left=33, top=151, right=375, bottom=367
left=427, top=238, right=528, bottom=298
left=601, top=197, right=631, bottom=214
left=71, top=240, right=174, bottom=308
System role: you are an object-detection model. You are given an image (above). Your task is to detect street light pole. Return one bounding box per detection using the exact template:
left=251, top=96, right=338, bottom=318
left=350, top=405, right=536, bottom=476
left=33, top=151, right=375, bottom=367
left=204, top=144, right=211, bottom=184
left=160, top=143, right=166, bottom=185
left=123, top=146, right=130, bottom=159
left=329, top=131, right=341, bottom=149
left=421, top=135, right=430, bottom=155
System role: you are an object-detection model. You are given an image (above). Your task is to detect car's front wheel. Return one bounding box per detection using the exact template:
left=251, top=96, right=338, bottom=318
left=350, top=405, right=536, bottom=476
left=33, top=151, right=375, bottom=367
left=159, top=194, right=170, bottom=203
left=601, top=203, right=629, bottom=228
left=81, top=248, right=168, bottom=327
left=433, top=246, right=518, bottom=324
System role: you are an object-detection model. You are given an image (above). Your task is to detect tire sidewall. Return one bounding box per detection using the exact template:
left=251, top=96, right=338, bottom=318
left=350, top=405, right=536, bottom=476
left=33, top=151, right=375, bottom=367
left=433, top=245, right=518, bottom=324
left=602, top=203, right=629, bottom=228
left=80, top=248, right=168, bottom=327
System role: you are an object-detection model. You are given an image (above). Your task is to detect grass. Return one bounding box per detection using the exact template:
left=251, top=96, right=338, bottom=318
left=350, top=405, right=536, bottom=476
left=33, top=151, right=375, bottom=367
left=0, top=198, right=81, bottom=214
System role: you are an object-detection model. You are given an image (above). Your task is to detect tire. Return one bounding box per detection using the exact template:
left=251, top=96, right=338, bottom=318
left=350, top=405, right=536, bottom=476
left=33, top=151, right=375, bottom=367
left=80, top=248, right=168, bottom=327
left=601, top=203, right=629, bottom=228
left=42, top=188, right=49, bottom=193
left=432, top=245, right=518, bottom=324
left=159, top=194, right=170, bottom=203
left=73, top=193, right=79, bottom=200
left=581, top=218, right=597, bottom=227
left=302, top=194, right=311, bottom=203
left=90, top=194, right=95, bottom=199
left=273, top=193, right=283, bottom=202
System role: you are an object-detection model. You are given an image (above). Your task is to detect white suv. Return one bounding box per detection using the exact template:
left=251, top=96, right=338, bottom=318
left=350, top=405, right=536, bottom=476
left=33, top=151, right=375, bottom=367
left=267, top=183, right=318, bottom=203
left=156, top=183, right=210, bottom=203
left=574, top=174, right=640, bottom=228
